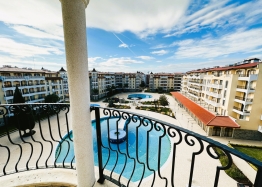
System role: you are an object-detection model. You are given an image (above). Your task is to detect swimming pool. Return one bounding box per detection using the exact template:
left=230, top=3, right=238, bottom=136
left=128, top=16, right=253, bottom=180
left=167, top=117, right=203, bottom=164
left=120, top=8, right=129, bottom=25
left=55, top=117, right=171, bottom=182
left=127, top=93, right=152, bottom=100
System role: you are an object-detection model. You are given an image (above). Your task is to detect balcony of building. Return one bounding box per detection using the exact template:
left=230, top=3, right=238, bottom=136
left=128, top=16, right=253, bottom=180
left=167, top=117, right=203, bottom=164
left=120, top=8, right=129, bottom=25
left=236, top=85, right=256, bottom=93
left=1, top=1, right=262, bottom=186
left=234, top=96, right=253, bottom=105
left=238, top=74, right=258, bottom=81
left=204, top=98, right=221, bottom=107
left=209, top=83, right=223, bottom=89
left=187, top=91, right=200, bottom=99
left=233, top=106, right=251, bottom=116
left=0, top=104, right=261, bottom=187
left=188, top=86, right=200, bottom=93
left=206, top=91, right=222, bottom=98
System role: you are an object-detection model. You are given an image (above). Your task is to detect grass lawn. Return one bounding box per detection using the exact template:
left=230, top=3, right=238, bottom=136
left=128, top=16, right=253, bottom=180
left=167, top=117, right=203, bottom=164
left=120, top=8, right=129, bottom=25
left=231, top=144, right=262, bottom=162
left=135, top=106, right=175, bottom=117
left=213, top=147, right=252, bottom=184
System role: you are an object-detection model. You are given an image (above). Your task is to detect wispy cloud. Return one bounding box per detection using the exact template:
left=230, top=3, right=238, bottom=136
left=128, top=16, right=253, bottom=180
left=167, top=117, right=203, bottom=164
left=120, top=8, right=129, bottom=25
left=87, top=0, right=190, bottom=38
left=0, top=0, right=63, bottom=39
left=119, top=43, right=128, bottom=48
left=88, top=57, right=144, bottom=72
left=165, top=0, right=262, bottom=37
left=112, top=33, right=136, bottom=55
left=136, top=56, right=154, bottom=60
left=12, top=25, right=63, bottom=40
left=0, top=38, right=63, bottom=57
left=151, top=50, right=169, bottom=56
left=172, top=28, right=262, bottom=59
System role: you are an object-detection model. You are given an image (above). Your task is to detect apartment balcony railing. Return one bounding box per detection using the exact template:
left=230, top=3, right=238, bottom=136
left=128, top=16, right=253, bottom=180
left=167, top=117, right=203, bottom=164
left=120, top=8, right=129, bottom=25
left=233, top=106, right=251, bottom=115
left=204, top=98, right=221, bottom=107
left=237, top=86, right=246, bottom=89
left=234, top=96, right=253, bottom=103
left=238, top=74, right=258, bottom=81
left=236, top=86, right=256, bottom=93
left=0, top=104, right=262, bottom=186
left=206, top=91, right=222, bottom=98
left=209, top=84, right=223, bottom=89
left=0, top=76, right=45, bottom=81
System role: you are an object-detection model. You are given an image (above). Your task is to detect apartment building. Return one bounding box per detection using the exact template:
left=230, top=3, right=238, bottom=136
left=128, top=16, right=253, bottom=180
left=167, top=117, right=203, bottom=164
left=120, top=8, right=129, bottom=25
left=90, top=69, right=145, bottom=100
left=149, top=72, right=183, bottom=92
left=0, top=65, right=68, bottom=104
left=181, top=58, right=262, bottom=140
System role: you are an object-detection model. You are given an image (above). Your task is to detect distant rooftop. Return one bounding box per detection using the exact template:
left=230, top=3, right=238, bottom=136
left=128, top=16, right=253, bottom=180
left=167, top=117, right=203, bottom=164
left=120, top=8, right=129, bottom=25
left=187, top=58, right=261, bottom=74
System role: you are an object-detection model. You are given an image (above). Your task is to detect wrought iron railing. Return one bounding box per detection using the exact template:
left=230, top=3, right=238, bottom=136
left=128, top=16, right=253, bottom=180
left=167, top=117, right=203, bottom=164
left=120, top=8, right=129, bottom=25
left=0, top=104, right=262, bottom=187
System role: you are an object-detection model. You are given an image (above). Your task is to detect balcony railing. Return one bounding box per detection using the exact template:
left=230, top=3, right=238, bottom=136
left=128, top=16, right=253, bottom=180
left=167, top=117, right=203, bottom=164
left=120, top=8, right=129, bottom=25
left=237, top=85, right=246, bottom=89
left=0, top=104, right=262, bottom=187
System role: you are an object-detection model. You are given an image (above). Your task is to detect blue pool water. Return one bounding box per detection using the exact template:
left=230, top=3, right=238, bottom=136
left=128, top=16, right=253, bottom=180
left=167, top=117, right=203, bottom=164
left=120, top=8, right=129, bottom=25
left=90, top=103, right=100, bottom=107
left=127, top=94, right=152, bottom=100
left=55, top=117, right=171, bottom=182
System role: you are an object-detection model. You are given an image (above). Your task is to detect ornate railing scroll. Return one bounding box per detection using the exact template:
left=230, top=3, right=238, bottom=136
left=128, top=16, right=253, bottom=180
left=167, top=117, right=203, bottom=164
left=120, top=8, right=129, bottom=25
left=0, top=105, right=262, bottom=187
left=94, top=107, right=262, bottom=187
left=0, top=103, right=72, bottom=177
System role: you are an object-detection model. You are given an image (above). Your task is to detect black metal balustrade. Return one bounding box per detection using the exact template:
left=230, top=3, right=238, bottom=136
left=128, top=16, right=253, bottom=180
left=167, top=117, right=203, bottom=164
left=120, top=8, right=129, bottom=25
left=0, top=104, right=262, bottom=187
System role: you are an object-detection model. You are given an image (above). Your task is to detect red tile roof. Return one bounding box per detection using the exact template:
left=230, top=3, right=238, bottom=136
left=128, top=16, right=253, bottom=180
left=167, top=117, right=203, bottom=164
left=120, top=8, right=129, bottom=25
left=207, top=116, right=240, bottom=128
left=187, top=62, right=259, bottom=73
left=171, top=92, right=240, bottom=128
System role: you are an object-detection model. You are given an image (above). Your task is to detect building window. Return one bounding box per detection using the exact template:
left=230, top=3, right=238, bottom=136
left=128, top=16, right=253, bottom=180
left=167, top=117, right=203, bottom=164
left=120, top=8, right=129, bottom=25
left=224, top=128, right=233, bottom=137
left=239, top=115, right=245, bottom=120
left=225, top=81, right=228, bottom=88
left=222, top=100, right=225, bottom=106
left=212, top=127, right=221, bottom=136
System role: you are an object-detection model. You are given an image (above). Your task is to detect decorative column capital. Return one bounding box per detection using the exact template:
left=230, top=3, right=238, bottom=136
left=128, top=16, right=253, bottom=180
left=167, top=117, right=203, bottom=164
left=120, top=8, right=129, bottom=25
left=60, top=0, right=89, bottom=8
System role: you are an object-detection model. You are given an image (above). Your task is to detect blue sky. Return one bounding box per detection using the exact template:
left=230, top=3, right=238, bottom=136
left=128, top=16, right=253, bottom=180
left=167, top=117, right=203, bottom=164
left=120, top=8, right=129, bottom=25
left=0, top=0, right=261, bottom=73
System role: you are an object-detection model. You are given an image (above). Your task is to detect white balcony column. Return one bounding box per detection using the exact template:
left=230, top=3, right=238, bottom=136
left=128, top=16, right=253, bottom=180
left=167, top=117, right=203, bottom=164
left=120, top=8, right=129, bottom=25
left=60, top=0, right=95, bottom=187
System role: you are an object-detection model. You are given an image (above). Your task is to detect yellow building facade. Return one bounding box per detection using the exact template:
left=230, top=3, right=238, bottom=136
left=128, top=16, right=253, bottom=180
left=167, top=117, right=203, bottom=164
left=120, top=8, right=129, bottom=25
left=0, top=65, right=68, bottom=104
left=181, top=58, right=262, bottom=140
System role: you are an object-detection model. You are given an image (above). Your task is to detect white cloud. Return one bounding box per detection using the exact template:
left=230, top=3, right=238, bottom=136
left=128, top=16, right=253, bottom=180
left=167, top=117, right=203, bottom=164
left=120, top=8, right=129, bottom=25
left=166, top=0, right=262, bottom=37
left=88, top=57, right=144, bottom=72
left=119, top=43, right=128, bottom=48
left=0, top=0, right=63, bottom=39
left=0, top=55, right=65, bottom=71
left=151, top=50, right=169, bottom=56
left=151, top=44, right=169, bottom=49
left=136, top=56, right=154, bottom=60
left=172, top=28, right=262, bottom=59
left=12, top=25, right=63, bottom=41
left=87, top=0, right=190, bottom=38
left=0, top=38, right=63, bottom=57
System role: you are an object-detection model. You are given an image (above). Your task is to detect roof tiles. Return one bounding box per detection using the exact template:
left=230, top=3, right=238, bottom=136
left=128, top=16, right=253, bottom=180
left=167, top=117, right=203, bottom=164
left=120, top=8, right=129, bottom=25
left=171, top=92, right=240, bottom=128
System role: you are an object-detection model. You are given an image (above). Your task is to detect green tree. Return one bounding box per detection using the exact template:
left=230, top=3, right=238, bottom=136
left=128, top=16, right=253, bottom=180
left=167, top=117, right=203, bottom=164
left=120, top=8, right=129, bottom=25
left=157, top=87, right=163, bottom=93
left=159, top=95, right=169, bottom=107
left=45, top=94, right=59, bottom=103
left=92, top=88, right=99, bottom=95
left=139, top=81, right=146, bottom=89
left=13, top=85, right=35, bottom=137
left=106, top=86, right=113, bottom=97
left=13, top=85, right=25, bottom=103
left=124, top=83, right=128, bottom=92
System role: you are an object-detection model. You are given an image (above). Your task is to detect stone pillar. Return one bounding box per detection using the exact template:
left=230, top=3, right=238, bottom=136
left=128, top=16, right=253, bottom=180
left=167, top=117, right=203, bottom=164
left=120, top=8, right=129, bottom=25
left=60, top=0, right=95, bottom=186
